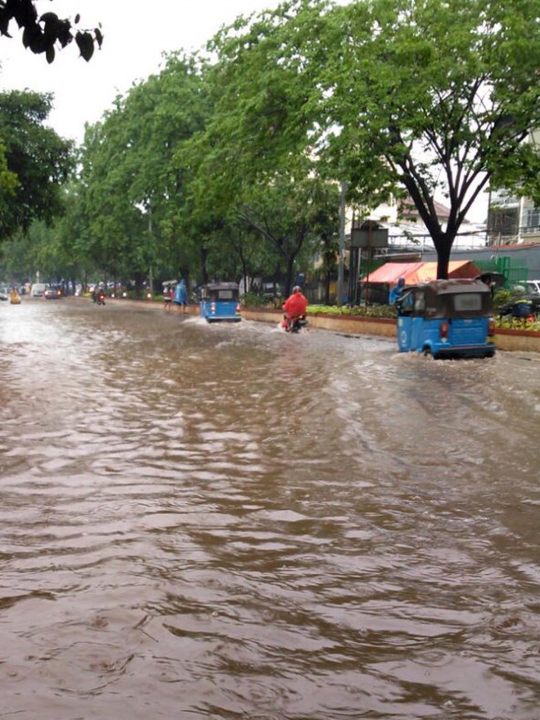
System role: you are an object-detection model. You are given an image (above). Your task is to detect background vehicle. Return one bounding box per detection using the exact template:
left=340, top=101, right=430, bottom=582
left=92, top=289, right=106, bottom=306
left=397, top=279, right=495, bottom=359
left=30, top=283, right=48, bottom=297
left=261, top=282, right=282, bottom=306
left=44, top=285, right=63, bottom=299
left=199, top=282, right=241, bottom=322
left=284, top=314, right=308, bottom=333
left=497, top=284, right=540, bottom=318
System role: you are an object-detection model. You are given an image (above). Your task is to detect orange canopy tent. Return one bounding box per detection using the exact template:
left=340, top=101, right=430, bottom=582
left=362, top=260, right=480, bottom=286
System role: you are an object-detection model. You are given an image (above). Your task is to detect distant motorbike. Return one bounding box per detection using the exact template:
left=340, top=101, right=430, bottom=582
left=93, top=291, right=106, bottom=306
left=497, top=299, right=535, bottom=322
left=284, top=314, right=308, bottom=333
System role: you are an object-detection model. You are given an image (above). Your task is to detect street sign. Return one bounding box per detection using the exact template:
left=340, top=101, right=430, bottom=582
left=350, top=227, right=389, bottom=248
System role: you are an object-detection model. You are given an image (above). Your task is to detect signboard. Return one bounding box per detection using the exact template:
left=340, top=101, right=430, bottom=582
left=350, top=227, right=389, bottom=249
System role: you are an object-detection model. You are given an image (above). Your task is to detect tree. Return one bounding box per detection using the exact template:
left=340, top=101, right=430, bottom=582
left=0, top=0, right=102, bottom=62
left=75, top=52, right=212, bottom=288
left=186, top=25, right=340, bottom=292
left=209, top=0, right=540, bottom=278
left=320, top=0, right=540, bottom=278
left=120, top=53, right=212, bottom=284
left=0, top=90, right=74, bottom=238
left=236, top=173, right=338, bottom=294
left=77, top=118, right=147, bottom=285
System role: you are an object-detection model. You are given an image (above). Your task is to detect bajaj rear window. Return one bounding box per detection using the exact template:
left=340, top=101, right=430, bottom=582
left=452, top=293, right=482, bottom=312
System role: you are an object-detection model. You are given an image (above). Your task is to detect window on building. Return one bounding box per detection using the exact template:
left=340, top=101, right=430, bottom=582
left=525, top=207, right=540, bottom=232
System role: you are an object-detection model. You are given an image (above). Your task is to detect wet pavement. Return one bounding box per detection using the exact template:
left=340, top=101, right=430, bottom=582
left=1, top=297, right=540, bottom=719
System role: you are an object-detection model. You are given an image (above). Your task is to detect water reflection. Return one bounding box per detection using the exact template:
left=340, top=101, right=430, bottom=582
left=1, top=298, right=539, bottom=719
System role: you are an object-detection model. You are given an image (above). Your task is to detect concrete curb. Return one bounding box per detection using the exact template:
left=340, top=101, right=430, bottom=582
left=241, top=307, right=540, bottom=353
left=105, top=299, right=540, bottom=353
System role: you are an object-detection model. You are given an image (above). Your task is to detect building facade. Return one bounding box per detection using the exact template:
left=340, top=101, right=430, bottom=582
left=487, top=130, right=540, bottom=245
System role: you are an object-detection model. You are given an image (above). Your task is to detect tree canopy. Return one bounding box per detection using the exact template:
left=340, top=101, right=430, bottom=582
left=208, top=0, right=540, bottom=278
left=5, top=0, right=540, bottom=290
left=0, top=90, right=74, bottom=237
left=76, top=53, right=213, bottom=288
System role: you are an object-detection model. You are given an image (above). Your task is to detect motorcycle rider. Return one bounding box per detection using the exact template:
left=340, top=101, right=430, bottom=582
left=92, top=283, right=105, bottom=305
left=508, top=285, right=533, bottom=319
left=282, top=285, right=308, bottom=331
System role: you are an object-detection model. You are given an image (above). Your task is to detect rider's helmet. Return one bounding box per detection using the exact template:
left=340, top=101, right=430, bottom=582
left=513, top=285, right=526, bottom=295
left=293, top=285, right=301, bottom=293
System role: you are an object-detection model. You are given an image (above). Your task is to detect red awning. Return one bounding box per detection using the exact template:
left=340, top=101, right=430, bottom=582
left=362, top=260, right=480, bottom=285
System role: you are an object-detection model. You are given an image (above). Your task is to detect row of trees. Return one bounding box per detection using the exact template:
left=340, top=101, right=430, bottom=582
left=2, top=0, right=540, bottom=293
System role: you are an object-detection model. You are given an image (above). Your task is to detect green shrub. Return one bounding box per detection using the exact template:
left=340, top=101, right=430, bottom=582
left=241, top=292, right=271, bottom=307
left=245, top=299, right=540, bottom=332
left=495, top=316, right=540, bottom=331
left=307, top=304, right=396, bottom=319
left=493, top=288, right=513, bottom=308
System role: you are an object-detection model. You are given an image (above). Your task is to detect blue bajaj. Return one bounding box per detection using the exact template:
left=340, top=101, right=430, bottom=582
left=396, top=279, right=495, bottom=359
left=199, top=282, right=242, bottom=323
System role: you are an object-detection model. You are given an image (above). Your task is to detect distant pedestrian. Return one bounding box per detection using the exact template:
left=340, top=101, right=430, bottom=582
left=174, top=278, right=188, bottom=313
left=389, top=277, right=405, bottom=304
left=163, top=284, right=173, bottom=310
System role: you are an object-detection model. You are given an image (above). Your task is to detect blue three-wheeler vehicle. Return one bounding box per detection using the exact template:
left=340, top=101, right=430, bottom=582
left=199, top=282, right=242, bottom=323
left=396, top=278, right=496, bottom=359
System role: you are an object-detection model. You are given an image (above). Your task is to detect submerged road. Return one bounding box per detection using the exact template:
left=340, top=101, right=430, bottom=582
left=1, top=297, right=540, bottom=720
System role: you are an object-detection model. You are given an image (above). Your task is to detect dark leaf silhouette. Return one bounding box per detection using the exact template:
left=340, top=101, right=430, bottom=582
left=0, top=1, right=102, bottom=61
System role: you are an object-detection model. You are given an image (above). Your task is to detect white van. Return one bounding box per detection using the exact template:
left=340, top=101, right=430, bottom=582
left=31, top=283, right=48, bottom=297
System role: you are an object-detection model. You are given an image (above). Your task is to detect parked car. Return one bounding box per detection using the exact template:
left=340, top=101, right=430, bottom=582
left=526, top=280, right=540, bottom=295
left=30, top=283, right=48, bottom=297
left=260, top=282, right=282, bottom=302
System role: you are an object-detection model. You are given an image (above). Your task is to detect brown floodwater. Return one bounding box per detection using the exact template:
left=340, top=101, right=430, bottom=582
left=1, top=297, right=540, bottom=720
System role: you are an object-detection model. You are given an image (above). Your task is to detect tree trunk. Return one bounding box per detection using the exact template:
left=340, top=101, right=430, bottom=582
left=239, top=257, right=248, bottom=297
left=200, top=246, right=209, bottom=286
left=434, top=233, right=452, bottom=279
left=285, top=256, right=296, bottom=297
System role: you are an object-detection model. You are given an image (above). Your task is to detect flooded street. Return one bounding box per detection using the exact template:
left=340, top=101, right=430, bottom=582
left=1, top=297, right=540, bottom=720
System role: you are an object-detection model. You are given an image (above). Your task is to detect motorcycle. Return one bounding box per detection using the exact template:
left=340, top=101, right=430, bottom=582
left=497, top=299, right=535, bottom=322
left=93, top=291, right=106, bottom=306
left=284, top=314, right=308, bottom=333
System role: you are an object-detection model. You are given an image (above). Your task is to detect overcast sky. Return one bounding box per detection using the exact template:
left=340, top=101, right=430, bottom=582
left=0, top=0, right=280, bottom=143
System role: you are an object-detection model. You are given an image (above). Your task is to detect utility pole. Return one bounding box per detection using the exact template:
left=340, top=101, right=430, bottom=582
left=148, top=206, right=154, bottom=295
left=337, top=181, right=348, bottom=307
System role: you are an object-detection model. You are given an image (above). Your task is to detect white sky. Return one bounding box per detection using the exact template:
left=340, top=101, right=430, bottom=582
left=0, top=0, right=281, bottom=143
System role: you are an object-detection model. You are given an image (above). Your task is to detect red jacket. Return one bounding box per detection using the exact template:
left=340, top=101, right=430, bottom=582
left=283, top=291, right=308, bottom=317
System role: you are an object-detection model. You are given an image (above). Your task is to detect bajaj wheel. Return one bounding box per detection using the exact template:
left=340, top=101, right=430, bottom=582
left=422, top=346, right=433, bottom=358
